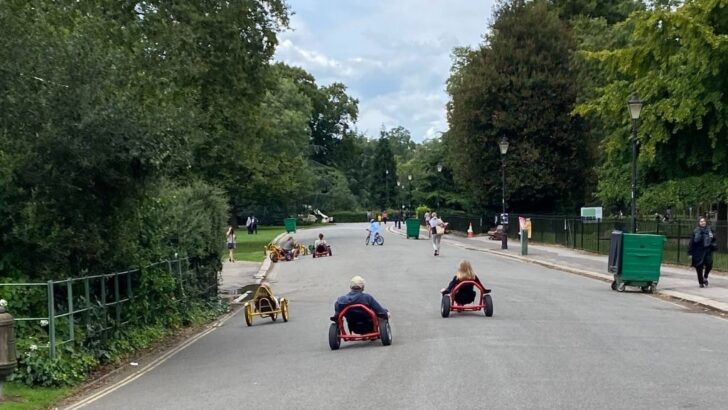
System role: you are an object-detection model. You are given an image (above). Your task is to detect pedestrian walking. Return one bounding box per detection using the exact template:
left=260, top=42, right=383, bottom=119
left=424, top=211, right=432, bottom=238
left=429, top=212, right=446, bottom=256
left=251, top=215, right=258, bottom=234
left=246, top=216, right=253, bottom=234
left=689, top=216, right=717, bottom=288
left=226, top=226, right=236, bottom=262
left=383, top=210, right=388, bottom=225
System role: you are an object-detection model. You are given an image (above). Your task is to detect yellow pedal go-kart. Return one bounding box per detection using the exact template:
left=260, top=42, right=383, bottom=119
left=244, top=283, right=289, bottom=326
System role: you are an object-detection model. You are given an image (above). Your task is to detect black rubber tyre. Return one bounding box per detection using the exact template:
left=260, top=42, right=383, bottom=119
left=270, top=253, right=278, bottom=263
left=484, top=294, right=494, bottom=317
left=375, top=235, right=384, bottom=245
left=328, top=323, right=341, bottom=350
left=329, top=248, right=333, bottom=256
left=271, top=313, right=277, bottom=322
left=440, top=295, right=450, bottom=318
left=611, top=280, right=617, bottom=291
left=379, top=319, right=392, bottom=346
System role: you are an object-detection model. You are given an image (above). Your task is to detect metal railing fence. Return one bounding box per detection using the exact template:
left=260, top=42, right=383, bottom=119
left=0, top=257, right=219, bottom=358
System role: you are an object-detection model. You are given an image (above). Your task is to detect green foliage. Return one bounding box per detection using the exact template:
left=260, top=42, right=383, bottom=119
left=12, top=344, right=98, bottom=388
left=369, top=136, right=398, bottom=209
left=445, top=0, right=590, bottom=213
left=577, top=0, right=728, bottom=208
left=328, top=211, right=369, bottom=223
left=638, top=174, right=728, bottom=215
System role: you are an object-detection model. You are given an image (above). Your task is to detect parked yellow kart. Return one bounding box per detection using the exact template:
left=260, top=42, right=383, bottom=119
left=244, top=283, right=289, bottom=326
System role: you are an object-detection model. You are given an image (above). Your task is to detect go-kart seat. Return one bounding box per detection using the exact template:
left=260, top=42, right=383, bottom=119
left=453, top=284, right=477, bottom=306
left=316, top=243, right=328, bottom=253
left=344, top=307, right=374, bottom=334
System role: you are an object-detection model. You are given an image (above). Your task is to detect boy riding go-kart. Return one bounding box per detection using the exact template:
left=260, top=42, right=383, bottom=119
left=312, top=233, right=333, bottom=258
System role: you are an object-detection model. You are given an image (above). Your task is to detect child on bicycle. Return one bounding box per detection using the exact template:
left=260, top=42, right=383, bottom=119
left=366, top=219, right=379, bottom=245
left=440, top=260, right=491, bottom=305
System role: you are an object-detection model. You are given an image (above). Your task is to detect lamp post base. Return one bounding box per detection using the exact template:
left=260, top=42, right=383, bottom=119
left=501, top=225, right=508, bottom=250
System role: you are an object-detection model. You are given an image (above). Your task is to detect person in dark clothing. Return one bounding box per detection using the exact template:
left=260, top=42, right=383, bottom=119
left=334, top=276, right=389, bottom=334
left=441, top=260, right=491, bottom=305
left=689, top=217, right=716, bottom=288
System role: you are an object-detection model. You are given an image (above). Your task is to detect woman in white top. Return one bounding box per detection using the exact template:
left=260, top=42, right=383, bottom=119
left=429, top=212, right=445, bottom=256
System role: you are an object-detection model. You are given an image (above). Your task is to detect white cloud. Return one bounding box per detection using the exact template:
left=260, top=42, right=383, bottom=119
left=275, top=0, right=495, bottom=141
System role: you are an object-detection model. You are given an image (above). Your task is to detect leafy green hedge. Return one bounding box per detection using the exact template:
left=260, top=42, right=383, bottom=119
left=638, top=174, right=728, bottom=215
left=4, top=180, right=230, bottom=387
left=328, top=211, right=369, bottom=223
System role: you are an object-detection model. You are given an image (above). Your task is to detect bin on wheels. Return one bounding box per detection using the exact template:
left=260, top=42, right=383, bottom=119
left=405, top=218, right=420, bottom=239
left=608, top=232, right=665, bottom=293
left=284, top=218, right=297, bottom=234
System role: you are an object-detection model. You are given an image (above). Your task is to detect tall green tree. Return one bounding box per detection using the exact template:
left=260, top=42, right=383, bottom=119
left=445, top=0, right=589, bottom=213
left=576, top=0, right=728, bottom=211
left=369, top=136, right=398, bottom=209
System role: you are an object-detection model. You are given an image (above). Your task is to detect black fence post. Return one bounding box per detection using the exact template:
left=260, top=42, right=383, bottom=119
left=677, top=221, right=681, bottom=264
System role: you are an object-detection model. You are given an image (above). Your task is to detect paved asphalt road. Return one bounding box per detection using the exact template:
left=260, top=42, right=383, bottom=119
left=81, top=224, right=728, bottom=410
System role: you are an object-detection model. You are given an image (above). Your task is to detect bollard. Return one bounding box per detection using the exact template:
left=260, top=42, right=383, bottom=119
left=0, top=303, right=17, bottom=399
left=520, top=229, right=528, bottom=256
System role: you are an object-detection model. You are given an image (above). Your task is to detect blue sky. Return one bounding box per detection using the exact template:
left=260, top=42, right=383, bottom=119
left=274, top=0, right=496, bottom=141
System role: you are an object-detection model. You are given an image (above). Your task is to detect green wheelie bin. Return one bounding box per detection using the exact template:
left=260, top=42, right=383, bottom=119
left=406, top=218, right=420, bottom=239
left=609, top=232, right=666, bottom=293
left=284, top=217, right=297, bottom=233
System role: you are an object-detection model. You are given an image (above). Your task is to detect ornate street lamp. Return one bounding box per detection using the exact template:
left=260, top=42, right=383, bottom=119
left=499, top=137, right=509, bottom=249
left=436, top=163, right=443, bottom=209
left=627, top=92, right=643, bottom=233
left=385, top=169, right=389, bottom=209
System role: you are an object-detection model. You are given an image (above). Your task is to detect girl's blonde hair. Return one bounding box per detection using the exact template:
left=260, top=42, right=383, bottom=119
left=456, top=260, right=476, bottom=281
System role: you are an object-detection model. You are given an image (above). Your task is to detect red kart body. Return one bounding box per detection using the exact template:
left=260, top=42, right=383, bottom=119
left=328, top=303, right=392, bottom=350
left=441, top=280, right=494, bottom=317
left=313, top=244, right=332, bottom=258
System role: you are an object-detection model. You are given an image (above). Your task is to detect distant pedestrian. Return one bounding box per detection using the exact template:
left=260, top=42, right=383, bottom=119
left=394, top=213, right=401, bottom=229
left=251, top=216, right=258, bottom=234
left=383, top=210, right=388, bottom=225
left=689, top=217, right=716, bottom=288
left=367, top=209, right=373, bottom=221
left=424, top=211, right=432, bottom=238
left=429, top=212, right=445, bottom=256
left=226, top=226, right=236, bottom=262
left=246, top=216, right=253, bottom=234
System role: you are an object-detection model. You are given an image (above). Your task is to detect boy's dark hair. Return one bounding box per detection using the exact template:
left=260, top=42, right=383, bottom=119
left=319, top=233, right=324, bottom=239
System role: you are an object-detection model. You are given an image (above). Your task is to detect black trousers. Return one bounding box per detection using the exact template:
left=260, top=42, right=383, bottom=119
left=695, top=251, right=714, bottom=284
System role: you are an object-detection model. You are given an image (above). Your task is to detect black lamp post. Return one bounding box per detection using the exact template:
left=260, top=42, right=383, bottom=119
left=499, top=137, right=509, bottom=250
left=385, top=169, right=389, bottom=209
left=627, top=92, right=643, bottom=233
left=436, top=163, right=443, bottom=210
left=408, top=174, right=413, bottom=212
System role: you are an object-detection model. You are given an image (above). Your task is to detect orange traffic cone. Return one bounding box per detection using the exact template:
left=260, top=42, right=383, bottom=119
left=467, top=222, right=475, bottom=238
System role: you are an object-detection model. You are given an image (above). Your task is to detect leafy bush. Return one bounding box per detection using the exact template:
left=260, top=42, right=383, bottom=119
left=328, top=211, right=368, bottom=223
left=638, top=174, right=728, bottom=215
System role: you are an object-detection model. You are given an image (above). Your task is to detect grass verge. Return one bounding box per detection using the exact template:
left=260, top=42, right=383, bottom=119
left=0, top=383, right=70, bottom=410
left=227, top=226, right=285, bottom=262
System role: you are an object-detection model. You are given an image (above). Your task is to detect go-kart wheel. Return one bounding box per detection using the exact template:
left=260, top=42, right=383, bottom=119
left=329, top=248, right=333, bottom=256
left=611, top=280, right=617, bottom=291
left=617, top=282, right=626, bottom=292
left=244, top=303, right=253, bottom=327
left=312, top=253, right=316, bottom=258
left=440, top=295, right=450, bottom=318
left=484, top=294, right=494, bottom=317
left=270, top=253, right=278, bottom=263
left=271, top=312, right=277, bottom=322
left=280, top=298, right=289, bottom=322
left=379, top=319, right=392, bottom=346
left=328, top=323, right=341, bottom=350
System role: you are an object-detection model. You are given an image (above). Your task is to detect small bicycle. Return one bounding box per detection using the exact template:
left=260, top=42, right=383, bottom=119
left=365, top=230, right=384, bottom=246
